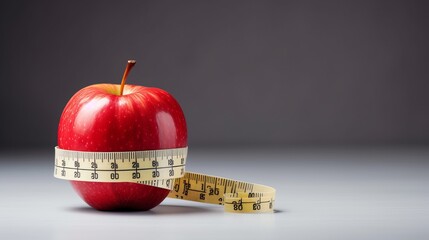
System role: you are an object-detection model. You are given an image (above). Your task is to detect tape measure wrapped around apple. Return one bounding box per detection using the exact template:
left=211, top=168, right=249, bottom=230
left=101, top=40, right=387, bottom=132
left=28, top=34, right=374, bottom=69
left=54, top=60, right=275, bottom=213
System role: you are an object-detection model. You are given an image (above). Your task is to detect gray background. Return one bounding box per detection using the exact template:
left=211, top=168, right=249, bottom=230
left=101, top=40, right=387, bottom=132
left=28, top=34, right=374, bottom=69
left=1, top=0, right=429, bottom=150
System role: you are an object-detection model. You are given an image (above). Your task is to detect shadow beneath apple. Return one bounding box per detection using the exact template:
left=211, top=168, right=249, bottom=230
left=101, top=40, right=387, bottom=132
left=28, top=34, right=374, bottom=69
left=67, top=205, right=285, bottom=215
left=66, top=204, right=218, bottom=216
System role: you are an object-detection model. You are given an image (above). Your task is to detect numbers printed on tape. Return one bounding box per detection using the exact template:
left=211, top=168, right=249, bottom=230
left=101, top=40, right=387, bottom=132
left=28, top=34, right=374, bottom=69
left=54, top=147, right=186, bottom=187
left=54, top=146, right=276, bottom=213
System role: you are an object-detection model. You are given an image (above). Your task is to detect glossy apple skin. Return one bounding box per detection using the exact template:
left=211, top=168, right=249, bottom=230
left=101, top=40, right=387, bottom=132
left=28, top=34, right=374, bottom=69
left=58, top=84, right=187, bottom=211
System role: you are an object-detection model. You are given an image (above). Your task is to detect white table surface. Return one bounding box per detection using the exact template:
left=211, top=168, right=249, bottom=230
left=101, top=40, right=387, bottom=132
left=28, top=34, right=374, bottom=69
left=1, top=147, right=428, bottom=240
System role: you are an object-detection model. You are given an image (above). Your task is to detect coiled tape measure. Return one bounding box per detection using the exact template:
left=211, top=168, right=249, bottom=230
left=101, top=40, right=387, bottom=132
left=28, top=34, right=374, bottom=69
left=54, top=146, right=276, bottom=213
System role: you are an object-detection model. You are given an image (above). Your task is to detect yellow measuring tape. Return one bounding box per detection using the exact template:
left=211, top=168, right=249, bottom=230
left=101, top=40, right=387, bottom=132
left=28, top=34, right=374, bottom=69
left=54, top=146, right=275, bottom=213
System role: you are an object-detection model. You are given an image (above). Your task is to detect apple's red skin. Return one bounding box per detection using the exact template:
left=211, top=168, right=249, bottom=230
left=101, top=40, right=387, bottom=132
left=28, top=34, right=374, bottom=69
left=58, top=84, right=187, bottom=211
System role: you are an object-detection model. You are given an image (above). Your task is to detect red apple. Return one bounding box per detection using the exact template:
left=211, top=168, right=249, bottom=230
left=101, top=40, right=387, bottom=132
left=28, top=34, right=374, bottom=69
left=58, top=60, right=187, bottom=211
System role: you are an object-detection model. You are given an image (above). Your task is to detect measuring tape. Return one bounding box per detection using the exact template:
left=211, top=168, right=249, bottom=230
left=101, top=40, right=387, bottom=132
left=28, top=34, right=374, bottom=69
left=54, top=146, right=275, bottom=213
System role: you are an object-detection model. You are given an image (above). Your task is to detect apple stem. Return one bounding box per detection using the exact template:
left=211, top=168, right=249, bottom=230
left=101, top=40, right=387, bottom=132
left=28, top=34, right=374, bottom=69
left=119, top=60, right=136, bottom=96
